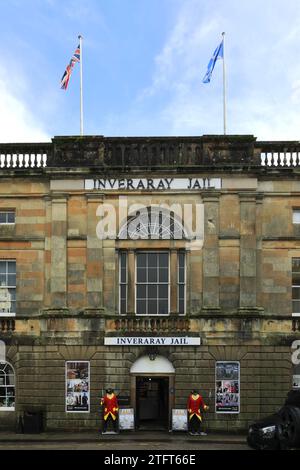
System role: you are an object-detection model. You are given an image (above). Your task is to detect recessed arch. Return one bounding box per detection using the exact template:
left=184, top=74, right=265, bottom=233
left=130, top=354, right=175, bottom=374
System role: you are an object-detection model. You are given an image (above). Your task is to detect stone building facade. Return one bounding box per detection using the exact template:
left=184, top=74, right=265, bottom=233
left=0, top=134, right=300, bottom=432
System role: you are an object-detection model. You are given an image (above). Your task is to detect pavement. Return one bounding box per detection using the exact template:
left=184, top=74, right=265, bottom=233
left=0, top=431, right=250, bottom=450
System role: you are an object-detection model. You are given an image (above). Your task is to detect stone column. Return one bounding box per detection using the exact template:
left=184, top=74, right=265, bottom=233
left=239, top=192, right=257, bottom=311
left=86, top=194, right=104, bottom=312
left=202, top=193, right=220, bottom=311
left=50, top=195, right=68, bottom=308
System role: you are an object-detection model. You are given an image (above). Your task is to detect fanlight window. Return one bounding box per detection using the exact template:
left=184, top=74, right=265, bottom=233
left=118, top=207, right=188, bottom=240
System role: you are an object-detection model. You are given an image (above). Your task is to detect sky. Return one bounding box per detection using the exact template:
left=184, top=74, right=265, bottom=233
left=1, top=0, right=300, bottom=142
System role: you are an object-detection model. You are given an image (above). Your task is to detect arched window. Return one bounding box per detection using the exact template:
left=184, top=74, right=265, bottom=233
left=118, top=207, right=189, bottom=240
left=0, top=362, right=15, bottom=411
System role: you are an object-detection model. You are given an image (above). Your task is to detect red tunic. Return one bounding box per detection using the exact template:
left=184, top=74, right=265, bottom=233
left=187, top=394, right=208, bottom=421
left=101, top=393, right=119, bottom=421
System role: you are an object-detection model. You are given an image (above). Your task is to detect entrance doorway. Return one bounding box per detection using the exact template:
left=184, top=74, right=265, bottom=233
left=130, top=354, right=175, bottom=431
left=136, top=376, right=169, bottom=430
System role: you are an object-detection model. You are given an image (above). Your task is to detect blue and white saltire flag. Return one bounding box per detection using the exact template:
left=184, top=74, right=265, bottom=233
left=202, top=39, right=224, bottom=83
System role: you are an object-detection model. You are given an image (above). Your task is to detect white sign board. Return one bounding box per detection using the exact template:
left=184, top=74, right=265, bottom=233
left=85, top=178, right=221, bottom=191
left=172, top=409, right=188, bottom=431
left=104, top=337, right=201, bottom=346
left=118, top=408, right=135, bottom=430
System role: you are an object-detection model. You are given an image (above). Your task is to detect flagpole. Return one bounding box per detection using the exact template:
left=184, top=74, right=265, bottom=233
left=79, top=35, right=84, bottom=136
left=222, top=32, right=227, bottom=135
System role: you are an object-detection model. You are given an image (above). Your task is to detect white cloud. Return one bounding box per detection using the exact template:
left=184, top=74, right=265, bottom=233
left=136, top=0, right=300, bottom=140
left=0, top=65, right=50, bottom=143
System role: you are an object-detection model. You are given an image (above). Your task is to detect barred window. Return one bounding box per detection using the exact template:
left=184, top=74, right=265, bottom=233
left=136, top=252, right=169, bottom=315
left=0, top=260, right=16, bottom=317
left=0, top=362, right=15, bottom=411
left=178, top=252, right=186, bottom=315
left=292, top=258, right=300, bottom=317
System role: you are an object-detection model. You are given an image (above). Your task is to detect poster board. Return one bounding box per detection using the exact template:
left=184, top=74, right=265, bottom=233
left=215, top=361, right=240, bottom=414
left=65, top=361, right=90, bottom=413
left=118, top=408, right=135, bottom=430
left=171, top=409, right=188, bottom=431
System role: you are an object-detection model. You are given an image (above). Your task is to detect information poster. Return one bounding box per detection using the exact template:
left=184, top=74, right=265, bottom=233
left=66, top=361, right=90, bottom=413
left=118, top=408, right=135, bottom=430
left=172, top=409, right=188, bottom=431
left=215, top=361, right=240, bottom=414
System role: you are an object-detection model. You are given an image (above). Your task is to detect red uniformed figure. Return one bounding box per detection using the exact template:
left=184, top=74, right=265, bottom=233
left=101, top=388, right=119, bottom=433
left=187, top=390, right=209, bottom=435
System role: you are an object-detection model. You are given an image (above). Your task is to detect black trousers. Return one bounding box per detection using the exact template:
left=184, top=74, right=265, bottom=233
left=103, top=415, right=118, bottom=433
left=189, top=414, right=201, bottom=434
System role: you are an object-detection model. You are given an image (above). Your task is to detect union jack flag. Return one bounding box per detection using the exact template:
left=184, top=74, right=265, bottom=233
left=60, top=43, right=81, bottom=90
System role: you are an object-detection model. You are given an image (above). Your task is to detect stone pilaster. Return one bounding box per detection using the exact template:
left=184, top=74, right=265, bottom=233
left=86, top=194, right=104, bottom=311
left=239, top=192, right=257, bottom=311
left=50, top=195, right=68, bottom=308
left=202, top=193, right=220, bottom=311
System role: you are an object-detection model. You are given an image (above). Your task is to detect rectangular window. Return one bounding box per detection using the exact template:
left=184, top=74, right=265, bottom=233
left=215, top=361, right=240, bottom=414
left=0, top=211, right=15, bottom=225
left=292, top=258, right=300, bottom=317
left=0, top=260, right=16, bottom=317
left=65, top=361, right=90, bottom=413
left=177, top=252, right=186, bottom=315
left=119, top=252, right=128, bottom=314
left=136, top=252, right=169, bottom=315
left=293, top=210, right=300, bottom=224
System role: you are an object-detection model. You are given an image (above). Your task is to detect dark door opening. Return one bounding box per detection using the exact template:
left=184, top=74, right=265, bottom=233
left=136, top=376, right=169, bottom=430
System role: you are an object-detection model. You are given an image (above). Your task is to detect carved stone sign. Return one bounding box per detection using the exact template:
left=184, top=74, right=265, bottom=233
left=104, top=337, right=201, bottom=346
left=85, top=178, right=221, bottom=191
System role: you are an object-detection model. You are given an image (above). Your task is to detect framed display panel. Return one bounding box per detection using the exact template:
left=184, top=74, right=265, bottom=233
left=215, top=361, right=240, bottom=414
left=171, top=409, right=188, bottom=431
left=65, top=361, right=90, bottom=413
left=118, top=408, right=135, bottom=430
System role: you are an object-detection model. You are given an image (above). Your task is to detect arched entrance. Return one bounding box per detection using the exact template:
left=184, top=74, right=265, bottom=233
left=130, top=355, right=175, bottom=431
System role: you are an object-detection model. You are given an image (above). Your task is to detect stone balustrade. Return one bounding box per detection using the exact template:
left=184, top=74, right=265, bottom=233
left=114, top=317, right=190, bottom=333
left=0, top=319, right=15, bottom=332
left=0, top=136, right=299, bottom=170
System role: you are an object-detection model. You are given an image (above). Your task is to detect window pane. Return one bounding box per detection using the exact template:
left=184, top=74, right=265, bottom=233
left=158, top=284, right=168, bottom=299
left=136, top=284, right=146, bottom=299
left=293, top=300, right=300, bottom=313
left=293, top=287, right=300, bottom=300
left=137, top=268, right=146, bottom=283
left=293, top=211, right=300, bottom=224
left=179, top=299, right=185, bottom=314
left=148, top=268, right=157, bottom=283
left=137, top=253, right=147, bottom=268
left=148, top=300, right=157, bottom=315
left=120, top=285, right=127, bottom=300
left=159, top=300, right=168, bottom=315
left=7, top=275, right=16, bottom=287
left=120, top=299, right=127, bottom=315
left=148, top=284, right=157, bottom=299
left=179, top=284, right=185, bottom=300
left=0, top=213, right=6, bottom=223
left=0, top=274, right=7, bottom=285
left=148, top=253, right=157, bottom=268
left=292, top=258, right=300, bottom=272
left=159, top=253, right=169, bottom=268
left=8, top=262, right=16, bottom=274
left=159, top=268, right=168, bottom=283
left=0, top=262, right=6, bottom=274
left=7, top=212, right=15, bottom=224
left=136, top=300, right=146, bottom=315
